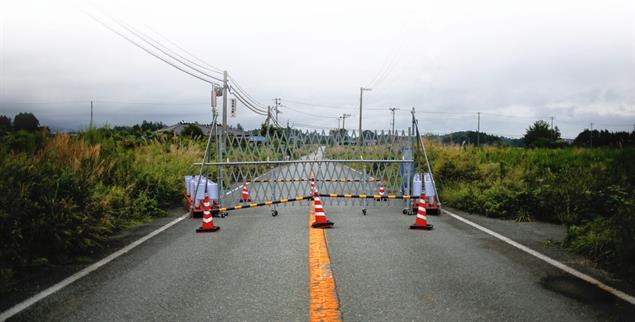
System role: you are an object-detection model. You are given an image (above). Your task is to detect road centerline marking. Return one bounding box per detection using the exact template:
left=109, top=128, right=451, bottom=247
left=0, top=213, right=190, bottom=321
left=308, top=198, right=341, bottom=321
left=442, top=208, right=635, bottom=305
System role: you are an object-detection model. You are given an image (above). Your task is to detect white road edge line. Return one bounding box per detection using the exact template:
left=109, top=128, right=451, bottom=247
left=442, top=208, right=635, bottom=305
left=0, top=213, right=190, bottom=321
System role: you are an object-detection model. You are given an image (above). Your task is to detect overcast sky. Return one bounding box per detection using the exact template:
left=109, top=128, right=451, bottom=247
left=1, top=0, right=634, bottom=138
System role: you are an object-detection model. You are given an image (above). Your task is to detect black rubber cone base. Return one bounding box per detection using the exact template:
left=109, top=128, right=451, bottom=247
left=312, top=221, right=334, bottom=228
left=239, top=199, right=251, bottom=203
left=196, top=226, right=220, bottom=233
left=409, top=224, right=433, bottom=230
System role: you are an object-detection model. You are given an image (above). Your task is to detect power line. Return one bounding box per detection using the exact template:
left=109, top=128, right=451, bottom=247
left=142, top=25, right=224, bottom=74
left=85, top=8, right=274, bottom=124
left=229, top=76, right=267, bottom=109
left=102, top=12, right=224, bottom=83
left=283, top=99, right=350, bottom=110
left=85, top=12, right=218, bottom=86
left=280, top=105, right=339, bottom=119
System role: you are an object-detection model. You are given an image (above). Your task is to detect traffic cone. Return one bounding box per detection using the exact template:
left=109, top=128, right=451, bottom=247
left=409, top=194, right=433, bottom=230
left=196, top=194, right=220, bottom=233
left=376, top=182, right=386, bottom=201
left=311, top=190, right=334, bottom=228
left=310, top=177, right=316, bottom=194
left=239, top=182, right=251, bottom=202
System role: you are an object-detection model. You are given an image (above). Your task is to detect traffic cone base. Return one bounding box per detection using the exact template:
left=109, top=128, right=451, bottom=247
left=312, top=221, right=334, bottom=228
left=196, top=226, right=220, bottom=233
left=409, top=223, right=433, bottom=230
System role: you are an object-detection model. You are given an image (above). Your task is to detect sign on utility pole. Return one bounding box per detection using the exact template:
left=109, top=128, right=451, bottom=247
left=231, top=98, right=237, bottom=117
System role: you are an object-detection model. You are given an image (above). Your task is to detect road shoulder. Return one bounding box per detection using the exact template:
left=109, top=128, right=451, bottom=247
left=0, top=208, right=187, bottom=313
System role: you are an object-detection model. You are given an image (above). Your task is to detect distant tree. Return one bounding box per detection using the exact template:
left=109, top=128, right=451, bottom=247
left=236, top=123, right=244, bottom=131
left=260, top=123, right=283, bottom=137
left=182, top=124, right=204, bottom=138
left=0, top=115, right=11, bottom=129
left=140, top=120, right=166, bottom=132
left=573, top=129, right=635, bottom=148
left=329, top=128, right=348, bottom=139
left=523, top=120, right=561, bottom=147
left=13, top=112, right=40, bottom=132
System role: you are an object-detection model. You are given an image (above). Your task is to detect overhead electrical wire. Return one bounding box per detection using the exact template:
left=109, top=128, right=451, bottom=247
left=281, top=105, right=339, bottom=119
left=142, top=24, right=224, bottom=74
left=86, top=13, right=220, bottom=86
left=85, top=7, right=277, bottom=124
left=104, top=13, right=224, bottom=83
left=229, top=76, right=268, bottom=109
left=88, top=6, right=409, bottom=128
left=283, top=99, right=350, bottom=110
left=230, top=89, right=268, bottom=116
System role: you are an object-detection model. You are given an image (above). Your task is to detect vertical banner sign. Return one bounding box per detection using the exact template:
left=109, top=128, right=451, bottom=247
left=231, top=98, right=237, bottom=117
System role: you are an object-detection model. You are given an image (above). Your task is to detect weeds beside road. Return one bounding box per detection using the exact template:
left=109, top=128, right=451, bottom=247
left=0, top=129, right=201, bottom=290
left=426, top=143, right=635, bottom=282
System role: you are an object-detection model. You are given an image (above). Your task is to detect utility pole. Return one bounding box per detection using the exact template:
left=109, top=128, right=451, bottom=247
left=477, top=112, right=481, bottom=147
left=90, top=100, right=93, bottom=129
left=222, top=71, right=228, bottom=132
left=590, top=122, right=594, bottom=147
left=550, top=116, right=554, bottom=129
left=273, top=98, right=282, bottom=123
left=341, top=113, right=351, bottom=129
left=389, top=108, right=400, bottom=135
left=266, top=106, right=272, bottom=126
left=411, top=107, right=416, bottom=130
left=358, top=87, right=372, bottom=145
left=337, top=116, right=342, bottom=129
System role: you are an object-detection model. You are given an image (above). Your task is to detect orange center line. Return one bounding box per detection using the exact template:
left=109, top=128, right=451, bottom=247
left=308, top=196, right=341, bottom=321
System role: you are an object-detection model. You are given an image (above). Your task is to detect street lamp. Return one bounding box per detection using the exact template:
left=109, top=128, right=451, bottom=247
left=358, top=87, right=372, bottom=145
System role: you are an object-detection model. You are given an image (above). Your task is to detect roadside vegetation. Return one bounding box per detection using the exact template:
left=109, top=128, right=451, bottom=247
left=0, top=116, right=310, bottom=291
left=425, top=121, right=635, bottom=282
left=0, top=114, right=202, bottom=292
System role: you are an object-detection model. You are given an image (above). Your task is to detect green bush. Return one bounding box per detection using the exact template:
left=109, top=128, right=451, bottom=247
left=0, top=132, right=202, bottom=290
left=423, top=143, right=635, bottom=281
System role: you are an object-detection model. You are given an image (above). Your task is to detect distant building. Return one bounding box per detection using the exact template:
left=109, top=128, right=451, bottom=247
left=159, top=122, right=266, bottom=143
left=159, top=122, right=214, bottom=136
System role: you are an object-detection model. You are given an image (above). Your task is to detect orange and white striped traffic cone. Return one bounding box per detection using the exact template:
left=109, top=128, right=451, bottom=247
left=239, top=182, right=251, bottom=202
left=376, top=182, right=386, bottom=201
left=409, top=194, right=433, bottom=230
left=311, top=190, right=334, bottom=228
left=196, top=194, right=220, bottom=233
left=310, top=177, right=316, bottom=194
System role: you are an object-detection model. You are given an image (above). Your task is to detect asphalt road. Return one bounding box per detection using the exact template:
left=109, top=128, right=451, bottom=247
left=6, top=150, right=635, bottom=321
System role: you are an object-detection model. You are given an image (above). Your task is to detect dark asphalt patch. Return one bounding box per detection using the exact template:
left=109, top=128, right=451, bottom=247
left=540, top=275, right=616, bottom=304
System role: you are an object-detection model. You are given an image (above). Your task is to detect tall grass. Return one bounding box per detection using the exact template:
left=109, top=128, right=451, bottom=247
left=0, top=131, right=201, bottom=290
left=423, top=142, right=635, bottom=280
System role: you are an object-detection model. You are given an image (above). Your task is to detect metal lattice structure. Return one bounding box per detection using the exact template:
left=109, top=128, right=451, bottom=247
left=196, top=127, right=417, bottom=212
